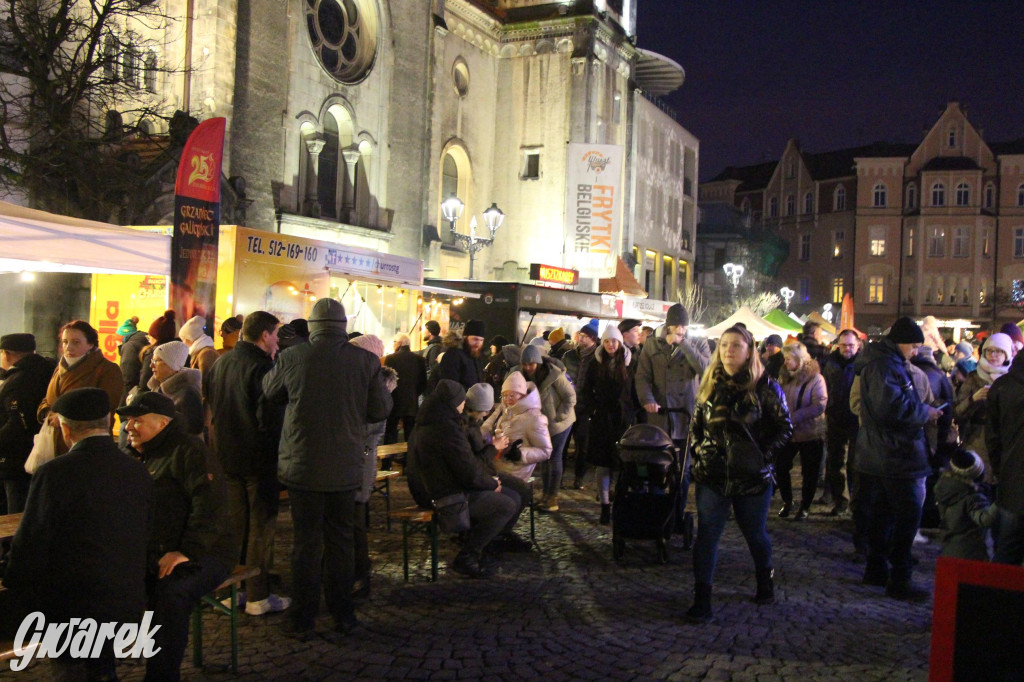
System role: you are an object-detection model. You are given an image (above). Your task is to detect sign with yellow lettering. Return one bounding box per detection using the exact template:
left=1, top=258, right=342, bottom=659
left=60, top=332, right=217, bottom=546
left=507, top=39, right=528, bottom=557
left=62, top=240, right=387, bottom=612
left=529, top=263, right=579, bottom=286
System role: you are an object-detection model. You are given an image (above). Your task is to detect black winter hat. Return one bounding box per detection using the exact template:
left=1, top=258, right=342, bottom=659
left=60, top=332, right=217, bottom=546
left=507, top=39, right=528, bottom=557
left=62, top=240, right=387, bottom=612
left=887, top=317, right=924, bottom=344
left=618, top=319, right=642, bottom=333
left=665, top=304, right=689, bottom=327
left=289, top=319, right=310, bottom=340
left=52, top=388, right=110, bottom=421
left=116, top=391, right=176, bottom=419
left=0, top=333, right=35, bottom=352
left=463, top=319, right=486, bottom=338
left=433, top=379, right=467, bottom=410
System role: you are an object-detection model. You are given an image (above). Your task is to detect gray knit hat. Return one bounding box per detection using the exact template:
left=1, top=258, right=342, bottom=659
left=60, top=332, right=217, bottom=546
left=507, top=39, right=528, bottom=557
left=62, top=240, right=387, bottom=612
left=465, top=383, right=494, bottom=412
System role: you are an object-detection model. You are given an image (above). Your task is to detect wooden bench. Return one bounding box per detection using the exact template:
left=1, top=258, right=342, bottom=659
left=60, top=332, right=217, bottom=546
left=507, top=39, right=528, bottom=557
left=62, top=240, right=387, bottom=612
left=191, top=565, right=260, bottom=674
left=376, top=442, right=408, bottom=471
left=388, top=506, right=438, bottom=582
left=372, top=470, right=402, bottom=530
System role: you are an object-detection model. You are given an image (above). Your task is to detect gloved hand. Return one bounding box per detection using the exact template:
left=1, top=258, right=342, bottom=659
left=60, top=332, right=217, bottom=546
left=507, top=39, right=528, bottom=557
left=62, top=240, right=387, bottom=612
left=504, top=439, right=524, bottom=462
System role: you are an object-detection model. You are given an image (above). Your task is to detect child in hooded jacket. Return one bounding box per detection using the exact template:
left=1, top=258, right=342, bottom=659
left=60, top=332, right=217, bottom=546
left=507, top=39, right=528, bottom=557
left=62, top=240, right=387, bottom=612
left=934, top=448, right=998, bottom=561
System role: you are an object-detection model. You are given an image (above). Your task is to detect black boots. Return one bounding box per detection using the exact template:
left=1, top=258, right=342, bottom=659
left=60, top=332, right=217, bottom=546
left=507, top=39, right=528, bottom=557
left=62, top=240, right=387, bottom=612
left=778, top=502, right=792, bottom=518
left=685, top=583, right=712, bottom=623
left=599, top=503, right=611, bottom=525
left=451, top=549, right=491, bottom=579
left=755, top=568, right=775, bottom=605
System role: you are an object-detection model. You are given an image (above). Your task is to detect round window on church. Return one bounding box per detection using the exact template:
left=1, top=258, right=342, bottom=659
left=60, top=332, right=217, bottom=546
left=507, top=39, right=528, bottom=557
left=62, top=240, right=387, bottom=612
left=305, top=0, right=378, bottom=84
left=452, top=60, right=470, bottom=98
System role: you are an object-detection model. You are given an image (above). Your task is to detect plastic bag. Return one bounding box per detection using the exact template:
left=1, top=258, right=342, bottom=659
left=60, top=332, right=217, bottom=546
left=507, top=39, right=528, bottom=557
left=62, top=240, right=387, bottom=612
left=25, top=421, right=56, bottom=474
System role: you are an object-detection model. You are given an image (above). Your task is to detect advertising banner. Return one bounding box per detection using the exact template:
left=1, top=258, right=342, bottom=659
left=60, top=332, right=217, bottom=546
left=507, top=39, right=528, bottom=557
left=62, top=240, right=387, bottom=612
left=172, top=118, right=225, bottom=335
left=90, top=274, right=169, bottom=363
left=564, top=143, right=624, bottom=279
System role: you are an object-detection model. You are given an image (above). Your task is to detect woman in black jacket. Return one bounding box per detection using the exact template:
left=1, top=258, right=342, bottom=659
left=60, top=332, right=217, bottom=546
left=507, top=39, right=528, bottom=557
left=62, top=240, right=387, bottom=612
left=686, top=325, right=793, bottom=622
left=406, top=380, right=518, bottom=578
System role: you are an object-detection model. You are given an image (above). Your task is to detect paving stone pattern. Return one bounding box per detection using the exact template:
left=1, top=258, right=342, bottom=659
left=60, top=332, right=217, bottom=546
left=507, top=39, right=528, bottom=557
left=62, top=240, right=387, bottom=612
left=5, top=467, right=937, bottom=681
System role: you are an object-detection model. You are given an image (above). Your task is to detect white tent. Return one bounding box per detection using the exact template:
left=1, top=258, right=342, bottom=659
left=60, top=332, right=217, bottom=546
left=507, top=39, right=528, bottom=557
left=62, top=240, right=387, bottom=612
left=702, top=306, right=790, bottom=340
left=0, top=200, right=170, bottom=275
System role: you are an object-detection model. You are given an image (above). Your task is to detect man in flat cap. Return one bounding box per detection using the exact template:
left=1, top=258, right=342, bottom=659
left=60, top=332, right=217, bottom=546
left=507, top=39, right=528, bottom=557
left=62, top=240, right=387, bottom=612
left=119, top=391, right=236, bottom=680
left=0, top=333, right=56, bottom=512
left=439, top=319, right=487, bottom=390
left=3, top=387, right=152, bottom=679
left=263, top=298, right=392, bottom=637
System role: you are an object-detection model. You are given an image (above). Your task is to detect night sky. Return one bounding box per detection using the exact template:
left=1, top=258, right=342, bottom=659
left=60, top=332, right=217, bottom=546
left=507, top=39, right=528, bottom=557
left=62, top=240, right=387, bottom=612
left=636, top=1, right=1024, bottom=181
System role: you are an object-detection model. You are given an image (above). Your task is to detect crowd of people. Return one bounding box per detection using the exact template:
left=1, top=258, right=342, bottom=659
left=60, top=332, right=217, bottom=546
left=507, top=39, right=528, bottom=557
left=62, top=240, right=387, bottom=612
left=1, top=299, right=1023, bottom=677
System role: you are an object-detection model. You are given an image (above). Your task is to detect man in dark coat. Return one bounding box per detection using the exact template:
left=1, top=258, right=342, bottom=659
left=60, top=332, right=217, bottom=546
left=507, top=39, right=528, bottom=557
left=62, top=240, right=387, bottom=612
left=563, top=322, right=599, bottom=489
left=0, top=333, right=56, bottom=512
left=853, top=318, right=942, bottom=601
left=986, top=350, right=1024, bottom=564
left=822, top=330, right=861, bottom=516
left=439, top=319, right=486, bottom=390
left=406, top=380, right=518, bottom=578
left=4, top=388, right=152, bottom=679
left=262, top=298, right=392, bottom=637
left=761, top=334, right=784, bottom=381
left=384, top=332, right=427, bottom=443
left=801, top=321, right=830, bottom=366
left=422, top=320, right=443, bottom=370
left=118, top=321, right=150, bottom=406
left=120, top=391, right=235, bottom=682
left=205, top=311, right=289, bottom=616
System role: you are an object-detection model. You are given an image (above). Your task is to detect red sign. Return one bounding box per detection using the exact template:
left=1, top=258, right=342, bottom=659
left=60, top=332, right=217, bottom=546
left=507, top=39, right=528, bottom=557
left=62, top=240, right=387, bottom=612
left=529, top=263, right=579, bottom=286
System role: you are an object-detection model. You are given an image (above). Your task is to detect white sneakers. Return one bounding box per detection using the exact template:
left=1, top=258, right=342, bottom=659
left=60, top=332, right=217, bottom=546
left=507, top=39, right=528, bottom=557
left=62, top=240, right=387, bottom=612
left=244, top=594, right=292, bottom=616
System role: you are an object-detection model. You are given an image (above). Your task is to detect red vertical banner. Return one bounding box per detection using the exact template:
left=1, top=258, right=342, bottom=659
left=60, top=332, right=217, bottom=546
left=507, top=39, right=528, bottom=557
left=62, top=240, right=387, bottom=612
left=172, top=117, right=225, bottom=334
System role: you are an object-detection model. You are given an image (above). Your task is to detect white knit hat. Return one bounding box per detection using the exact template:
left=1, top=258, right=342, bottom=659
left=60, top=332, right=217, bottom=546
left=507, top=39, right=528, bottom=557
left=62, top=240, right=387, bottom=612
left=983, top=333, right=1013, bottom=361
left=179, top=315, right=207, bottom=343
left=601, top=325, right=623, bottom=344
left=153, top=341, right=190, bottom=372
left=501, top=371, right=528, bottom=396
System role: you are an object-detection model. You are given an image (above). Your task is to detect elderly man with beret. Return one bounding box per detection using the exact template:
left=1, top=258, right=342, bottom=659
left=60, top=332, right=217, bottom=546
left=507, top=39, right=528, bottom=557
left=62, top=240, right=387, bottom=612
left=0, top=333, right=56, bottom=512
left=119, top=391, right=236, bottom=681
left=3, top=387, right=152, bottom=679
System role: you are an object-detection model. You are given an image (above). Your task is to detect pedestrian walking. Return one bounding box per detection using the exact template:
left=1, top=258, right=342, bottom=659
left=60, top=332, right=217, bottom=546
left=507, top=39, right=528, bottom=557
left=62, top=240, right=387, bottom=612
left=775, top=340, right=827, bottom=521
left=383, top=332, right=426, bottom=444
left=822, top=330, right=860, bottom=517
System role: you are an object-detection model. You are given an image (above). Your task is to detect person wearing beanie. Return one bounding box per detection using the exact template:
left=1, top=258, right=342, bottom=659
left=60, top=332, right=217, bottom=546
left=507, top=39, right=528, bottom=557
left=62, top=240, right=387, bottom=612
left=218, top=315, right=244, bottom=355
left=761, top=333, right=785, bottom=381
left=934, top=449, right=997, bottom=561
left=514, top=339, right=576, bottom=512
left=465, top=383, right=494, bottom=413
left=3, top=386, right=153, bottom=681
left=562, top=322, right=601, bottom=489
left=547, top=327, right=571, bottom=359
left=116, top=317, right=140, bottom=338
left=954, top=341, right=974, bottom=361
left=206, top=311, right=288, bottom=615
left=117, top=318, right=150, bottom=405
left=482, top=371, right=552, bottom=484
left=406, top=379, right=519, bottom=578
left=528, top=335, right=550, bottom=354
left=953, top=332, right=1012, bottom=483
left=438, top=320, right=486, bottom=391
left=422, top=320, right=444, bottom=371
left=289, top=319, right=310, bottom=342
left=998, top=322, right=1024, bottom=358
left=144, top=340, right=204, bottom=437
left=487, top=335, right=509, bottom=358
left=135, top=310, right=178, bottom=400
left=383, top=332, right=427, bottom=444
left=577, top=325, right=636, bottom=525
left=637, top=302, right=710, bottom=528
left=853, top=317, right=942, bottom=601
left=179, top=315, right=219, bottom=381
left=0, top=333, right=56, bottom=511
left=986, top=349, right=1024, bottom=565
left=261, top=297, right=392, bottom=636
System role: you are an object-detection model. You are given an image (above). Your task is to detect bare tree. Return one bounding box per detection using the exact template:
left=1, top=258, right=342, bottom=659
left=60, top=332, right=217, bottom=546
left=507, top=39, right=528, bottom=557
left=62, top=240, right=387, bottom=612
left=0, top=0, right=176, bottom=220
left=678, top=280, right=708, bottom=325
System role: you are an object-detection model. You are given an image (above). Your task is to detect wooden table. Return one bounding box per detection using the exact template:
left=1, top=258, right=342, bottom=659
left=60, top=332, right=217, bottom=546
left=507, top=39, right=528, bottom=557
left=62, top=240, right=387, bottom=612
left=376, top=442, right=408, bottom=460
left=0, top=513, right=21, bottom=541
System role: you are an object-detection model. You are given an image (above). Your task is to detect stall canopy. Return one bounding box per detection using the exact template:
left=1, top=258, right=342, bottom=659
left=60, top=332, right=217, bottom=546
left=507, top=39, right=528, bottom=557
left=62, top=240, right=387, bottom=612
left=0, top=201, right=170, bottom=275
left=764, top=308, right=804, bottom=332
left=702, top=307, right=790, bottom=339
left=598, top=257, right=647, bottom=298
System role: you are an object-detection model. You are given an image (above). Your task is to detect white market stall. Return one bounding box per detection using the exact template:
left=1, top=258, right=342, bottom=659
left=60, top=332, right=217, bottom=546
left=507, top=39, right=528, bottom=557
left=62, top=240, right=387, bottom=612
left=701, top=306, right=790, bottom=340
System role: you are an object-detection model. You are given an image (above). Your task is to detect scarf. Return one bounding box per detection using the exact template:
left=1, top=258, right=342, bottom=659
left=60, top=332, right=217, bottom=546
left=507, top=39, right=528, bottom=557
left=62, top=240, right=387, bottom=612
left=976, top=355, right=1009, bottom=385
left=188, top=334, right=215, bottom=357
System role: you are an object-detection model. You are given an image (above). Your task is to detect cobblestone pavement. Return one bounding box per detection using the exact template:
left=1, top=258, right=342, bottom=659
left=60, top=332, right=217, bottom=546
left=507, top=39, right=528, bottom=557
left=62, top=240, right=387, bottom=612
left=6, top=466, right=938, bottom=681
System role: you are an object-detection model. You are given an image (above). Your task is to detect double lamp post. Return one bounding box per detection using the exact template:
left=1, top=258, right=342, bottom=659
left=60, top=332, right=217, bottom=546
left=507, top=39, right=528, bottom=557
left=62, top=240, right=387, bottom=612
left=441, top=194, right=504, bottom=280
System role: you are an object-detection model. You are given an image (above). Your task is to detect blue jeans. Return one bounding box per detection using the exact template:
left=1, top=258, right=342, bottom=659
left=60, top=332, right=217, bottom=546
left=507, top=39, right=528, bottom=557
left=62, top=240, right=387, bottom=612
left=993, top=507, right=1024, bottom=565
left=542, top=428, right=572, bottom=497
left=289, top=488, right=356, bottom=630
left=692, top=483, right=773, bottom=585
left=858, top=474, right=926, bottom=583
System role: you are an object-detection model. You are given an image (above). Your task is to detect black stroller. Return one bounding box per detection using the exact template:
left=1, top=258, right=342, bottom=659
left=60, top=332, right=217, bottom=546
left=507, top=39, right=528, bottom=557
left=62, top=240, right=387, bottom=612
left=612, top=424, right=687, bottom=563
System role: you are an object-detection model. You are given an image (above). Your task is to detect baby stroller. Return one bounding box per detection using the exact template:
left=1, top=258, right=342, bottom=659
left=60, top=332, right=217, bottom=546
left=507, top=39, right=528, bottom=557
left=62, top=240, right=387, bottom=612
left=612, top=424, right=685, bottom=563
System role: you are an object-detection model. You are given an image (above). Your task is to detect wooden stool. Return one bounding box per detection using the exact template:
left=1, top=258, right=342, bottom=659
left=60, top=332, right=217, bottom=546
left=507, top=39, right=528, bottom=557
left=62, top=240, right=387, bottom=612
left=388, top=506, right=438, bottom=582
left=373, top=470, right=402, bottom=530
left=191, top=565, right=260, bottom=673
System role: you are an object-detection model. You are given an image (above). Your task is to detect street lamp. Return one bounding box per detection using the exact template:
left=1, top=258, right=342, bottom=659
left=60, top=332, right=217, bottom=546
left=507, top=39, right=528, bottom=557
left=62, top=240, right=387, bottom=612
left=443, top=194, right=504, bottom=279
left=722, top=262, right=744, bottom=292
left=780, top=286, right=795, bottom=311
left=822, top=303, right=834, bottom=325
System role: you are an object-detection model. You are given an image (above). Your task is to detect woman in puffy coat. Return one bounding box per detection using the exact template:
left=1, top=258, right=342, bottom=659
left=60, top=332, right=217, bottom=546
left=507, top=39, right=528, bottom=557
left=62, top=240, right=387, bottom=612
left=481, top=371, right=552, bottom=483
left=145, top=340, right=205, bottom=437
left=37, top=320, right=123, bottom=455
left=954, top=332, right=1012, bottom=481
left=578, top=326, right=633, bottom=525
left=775, top=341, right=827, bottom=520
left=515, top=344, right=576, bottom=512
left=686, top=325, right=792, bottom=623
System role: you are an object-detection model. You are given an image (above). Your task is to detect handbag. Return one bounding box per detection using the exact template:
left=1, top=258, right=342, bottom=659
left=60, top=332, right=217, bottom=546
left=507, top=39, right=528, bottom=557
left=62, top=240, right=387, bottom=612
left=726, top=429, right=766, bottom=476
left=433, top=492, right=471, bottom=534
left=25, top=421, right=57, bottom=474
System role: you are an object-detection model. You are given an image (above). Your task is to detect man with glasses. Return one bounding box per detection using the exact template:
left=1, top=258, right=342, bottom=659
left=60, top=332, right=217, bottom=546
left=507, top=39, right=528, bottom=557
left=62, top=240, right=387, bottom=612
left=823, top=330, right=861, bottom=518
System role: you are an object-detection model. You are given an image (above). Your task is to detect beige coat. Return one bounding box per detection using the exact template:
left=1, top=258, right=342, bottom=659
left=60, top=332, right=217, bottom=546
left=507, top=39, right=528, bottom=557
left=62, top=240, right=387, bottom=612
left=37, top=348, right=123, bottom=455
left=481, top=386, right=552, bottom=481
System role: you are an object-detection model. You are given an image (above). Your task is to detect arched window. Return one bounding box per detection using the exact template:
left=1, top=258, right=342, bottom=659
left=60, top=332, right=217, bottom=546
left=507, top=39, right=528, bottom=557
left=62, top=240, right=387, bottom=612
left=906, top=183, right=917, bottom=209
left=932, top=182, right=946, bottom=207
left=769, top=196, right=778, bottom=217
left=955, top=182, right=970, bottom=207
left=834, top=185, right=846, bottom=211
left=318, top=115, right=339, bottom=219
left=786, top=194, right=795, bottom=216
left=873, top=182, right=887, bottom=208
left=804, top=192, right=813, bottom=214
